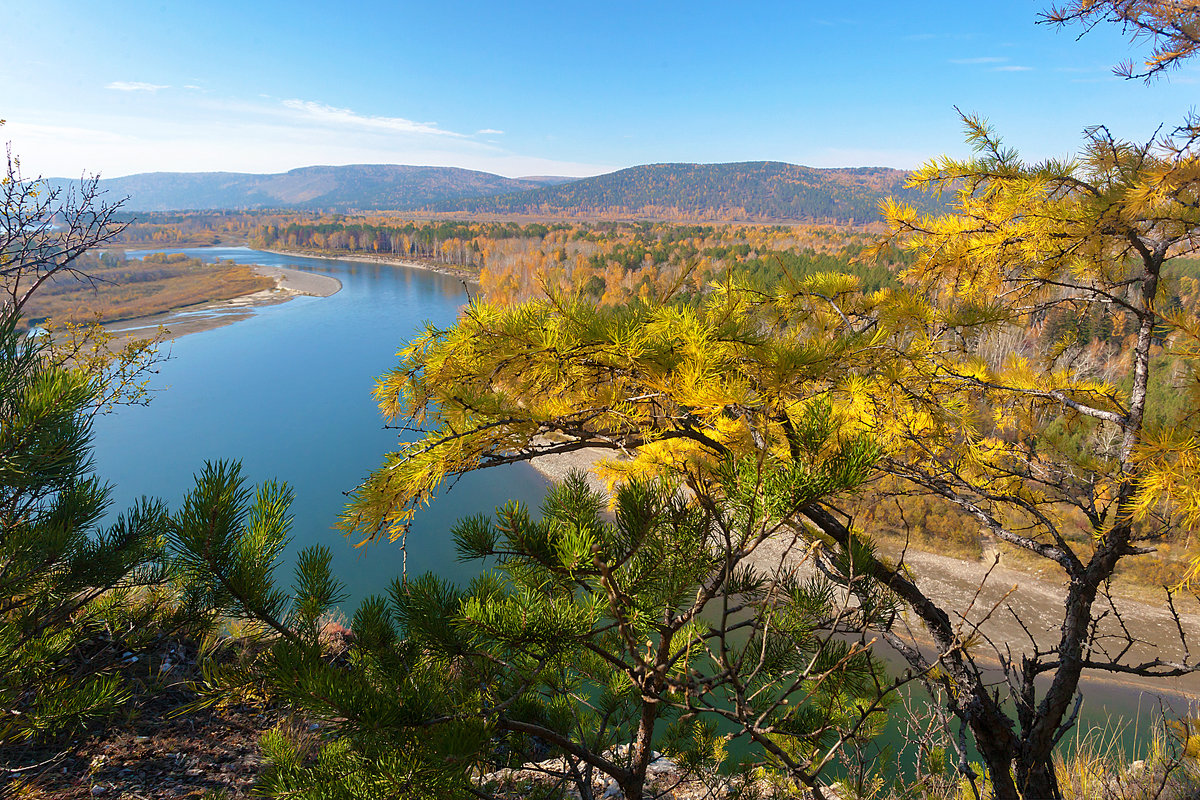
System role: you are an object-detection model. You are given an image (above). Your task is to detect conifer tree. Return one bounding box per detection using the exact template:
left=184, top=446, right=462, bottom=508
left=340, top=5, right=1200, bottom=798
left=183, top=449, right=902, bottom=800
left=0, top=311, right=181, bottom=742
left=0, top=139, right=200, bottom=743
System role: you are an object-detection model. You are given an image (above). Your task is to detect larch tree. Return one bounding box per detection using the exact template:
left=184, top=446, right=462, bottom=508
left=864, top=112, right=1200, bottom=799
left=1043, top=0, right=1200, bottom=79
left=340, top=4, right=1200, bottom=799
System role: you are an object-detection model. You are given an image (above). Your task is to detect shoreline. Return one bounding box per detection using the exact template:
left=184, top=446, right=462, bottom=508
left=104, top=263, right=341, bottom=346
left=257, top=247, right=481, bottom=285
left=526, top=446, right=1200, bottom=705
left=105, top=245, right=481, bottom=348
left=527, top=440, right=620, bottom=497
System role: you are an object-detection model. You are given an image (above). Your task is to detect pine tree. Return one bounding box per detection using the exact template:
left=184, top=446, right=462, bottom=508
left=0, top=310, right=194, bottom=741
left=182, top=448, right=899, bottom=800
left=0, top=138, right=202, bottom=743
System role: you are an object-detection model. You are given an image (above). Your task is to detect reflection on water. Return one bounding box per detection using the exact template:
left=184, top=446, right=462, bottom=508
left=94, top=247, right=547, bottom=607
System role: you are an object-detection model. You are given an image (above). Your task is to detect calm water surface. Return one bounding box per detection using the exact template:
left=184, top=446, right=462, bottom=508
left=94, top=247, right=1188, bottom=763
left=94, top=247, right=548, bottom=606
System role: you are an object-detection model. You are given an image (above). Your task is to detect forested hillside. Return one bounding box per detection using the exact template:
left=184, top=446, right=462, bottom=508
left=52, top=165, right=562, bottom=212
left=250, top=217, right=899, bottom=303
left=63, top=161, right=941, bottom=222
left=453, top=161, right=944, bottom=222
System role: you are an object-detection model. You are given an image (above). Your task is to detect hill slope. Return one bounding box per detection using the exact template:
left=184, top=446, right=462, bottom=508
left=53, top=165, right=556, bottom=212
left=52, top=161, right=938, bottom=222
left=453, top=162, right=933, bottom=223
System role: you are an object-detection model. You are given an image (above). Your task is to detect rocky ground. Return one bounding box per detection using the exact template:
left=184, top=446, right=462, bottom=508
left=2, top=706, right=283, bottom=799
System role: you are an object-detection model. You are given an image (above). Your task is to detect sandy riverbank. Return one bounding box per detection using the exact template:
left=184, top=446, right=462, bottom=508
left=259, top=247, right=480, bottom=284
left=527, top=445, right=1200, bottom=704
left=104, top=263, right=341, bottom=346
left=528, top=441, right=622, bottom=496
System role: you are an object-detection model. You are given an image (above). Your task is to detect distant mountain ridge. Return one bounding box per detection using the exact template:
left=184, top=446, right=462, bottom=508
left=53, top=161, right=938, bottom=223
left=453, top=162, right=932, bottom=223
left=50, top=165, right=557, bottom=214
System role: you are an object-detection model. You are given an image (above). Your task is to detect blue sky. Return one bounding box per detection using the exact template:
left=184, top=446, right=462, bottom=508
left=3, top=0, right=1194, bottom=178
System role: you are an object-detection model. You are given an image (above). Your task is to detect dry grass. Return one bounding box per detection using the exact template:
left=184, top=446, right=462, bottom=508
left=1053, top=717, right=1200, bottom=800
left=865, top=717, right=1200, bottom=800
left=18, top=252, right=273, bottom=327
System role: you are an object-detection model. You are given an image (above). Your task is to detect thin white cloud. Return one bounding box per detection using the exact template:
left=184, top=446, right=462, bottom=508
left=993, top=65, right=1034, bottom=72
left=3, top=111, right=614, bottom=179
left=949, top=57, right=1007, bottom=65
left=106, top=81, right=169, bottom=92
left=477, top=128, right=504, bottom=135
left=282, top=99, right=465, bottom=138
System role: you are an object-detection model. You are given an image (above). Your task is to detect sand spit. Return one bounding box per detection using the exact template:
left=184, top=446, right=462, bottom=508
left=104, top=263, right=341, bottom=346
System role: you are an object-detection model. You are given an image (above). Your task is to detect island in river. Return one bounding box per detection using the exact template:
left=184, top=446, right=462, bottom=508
left=103, top=259, right=342, bottom=345
left=99, top=247, right=477, bottom=345
left=22, top=249, right=341, bottom=346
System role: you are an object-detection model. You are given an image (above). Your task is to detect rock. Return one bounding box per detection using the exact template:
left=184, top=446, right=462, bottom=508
left=90, top=786, right=108, bottom=796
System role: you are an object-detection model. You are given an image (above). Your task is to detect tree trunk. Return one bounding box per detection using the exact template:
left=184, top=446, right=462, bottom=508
left=1015, top=756, right=1061, bottom=800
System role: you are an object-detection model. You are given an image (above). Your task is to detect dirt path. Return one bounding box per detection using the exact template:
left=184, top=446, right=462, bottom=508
left=874, top=544, right=1200, bottom=702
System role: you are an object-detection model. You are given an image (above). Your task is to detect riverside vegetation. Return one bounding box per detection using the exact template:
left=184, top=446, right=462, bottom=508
left=19, top=250, right=273, bottom=330
left=6, top=3, right=1200, bottom=799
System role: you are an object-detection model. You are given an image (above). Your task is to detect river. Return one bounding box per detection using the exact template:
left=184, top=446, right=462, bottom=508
left=93, top=246, right=548, bottom=607
left=93, top=246, right=1191, bottom=771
